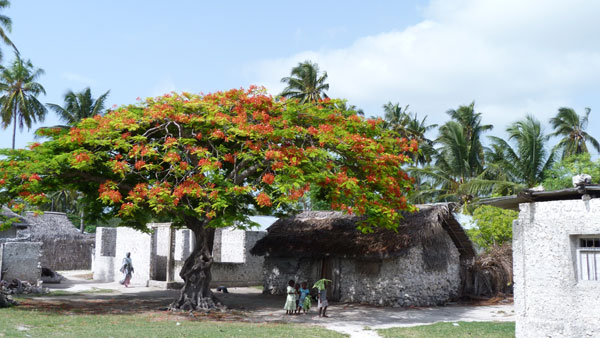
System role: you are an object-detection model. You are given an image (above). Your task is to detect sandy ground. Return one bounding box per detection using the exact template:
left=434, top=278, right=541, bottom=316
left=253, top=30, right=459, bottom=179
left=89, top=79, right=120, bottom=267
left=35, top=271, right=514, bottom=338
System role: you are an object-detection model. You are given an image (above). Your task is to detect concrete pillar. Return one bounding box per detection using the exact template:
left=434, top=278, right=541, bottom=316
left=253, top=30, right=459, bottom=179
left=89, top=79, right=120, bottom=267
left=166, top=226, right=175, bottom=282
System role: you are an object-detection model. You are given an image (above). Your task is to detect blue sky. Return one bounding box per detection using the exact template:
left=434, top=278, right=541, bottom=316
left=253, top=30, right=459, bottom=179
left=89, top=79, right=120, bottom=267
left=2, top=0, right=600, bottom=155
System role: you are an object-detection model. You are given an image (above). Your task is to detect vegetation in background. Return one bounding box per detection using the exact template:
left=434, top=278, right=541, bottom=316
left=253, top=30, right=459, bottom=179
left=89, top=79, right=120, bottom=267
left=549, top=107, right=600, bottom=160
left=0, top=54, right=46, bottom=149
left=467, top=205, right=517, bottom=249
left=280, top=60, right=329, bottom=103
left=541, top=153, right=600, bottom=191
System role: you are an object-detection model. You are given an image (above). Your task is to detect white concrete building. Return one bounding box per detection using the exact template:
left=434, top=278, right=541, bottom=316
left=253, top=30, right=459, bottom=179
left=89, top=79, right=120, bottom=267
left=486, top=186, right=600, bottom=337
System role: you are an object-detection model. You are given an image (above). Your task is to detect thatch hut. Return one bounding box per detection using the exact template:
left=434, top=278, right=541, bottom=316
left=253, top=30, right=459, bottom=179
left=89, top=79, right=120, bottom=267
left=251, top=203, right=475, bottom=307
left=0, top=209, right=94, bottom=271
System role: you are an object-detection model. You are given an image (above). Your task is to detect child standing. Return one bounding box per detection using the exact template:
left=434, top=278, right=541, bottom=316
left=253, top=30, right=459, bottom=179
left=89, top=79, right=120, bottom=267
left=298, top=282, right=311, bottom=314
left=284, top=280, right=296, bottom=315
left=318, top=287, right=329, bottom=317
left=294, top=283, right=301, bottom=314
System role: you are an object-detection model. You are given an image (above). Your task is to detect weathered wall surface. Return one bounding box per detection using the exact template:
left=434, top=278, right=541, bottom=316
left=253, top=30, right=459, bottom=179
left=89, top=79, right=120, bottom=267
left=262, top=257, right=320, bottom=294
left=262, top=233, right=461, bottom=307
left=514, top=199, right=600, bottom=338
left=93, top=228, right=117, bottom=281
left=113, top=228, right=152, bottom=286
left=339, top=237, right=460, bottom=306
left=211, top=230, right=266, bottom=286
left=24, top=212, right=94, bottom=270
left=0, top=242, right=42, bottom=282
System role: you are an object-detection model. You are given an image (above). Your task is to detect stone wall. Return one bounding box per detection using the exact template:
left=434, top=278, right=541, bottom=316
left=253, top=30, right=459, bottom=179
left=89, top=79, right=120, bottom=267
left=514, top=199, right=600, bottom=337
left=24, top=212, right=94, bottom=270
left=262, top=233, right=461, bottom=307
left=262, top=257, right=320, bottom=294
left=0, top=242, right=42, bottom=282
left=93, top=228, right=117, bottom=281
left=211, top=229, right=266, bottom=286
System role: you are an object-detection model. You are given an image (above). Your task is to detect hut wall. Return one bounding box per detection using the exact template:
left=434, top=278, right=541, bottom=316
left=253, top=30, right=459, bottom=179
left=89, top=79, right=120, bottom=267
left=261, top=233, right=461, bottom=306
left=262, top=257, right=321, bottom=294
left=24, top=212, right=94, bottom=270
left=338, top=234, right=460, bottom=306
left=514, top=199, right=600, bottom=338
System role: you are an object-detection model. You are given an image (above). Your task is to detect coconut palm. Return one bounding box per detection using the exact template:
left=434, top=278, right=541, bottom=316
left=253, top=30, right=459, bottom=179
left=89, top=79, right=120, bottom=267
left=39, top=87, right=110, bottom=133
left=406, top=113, right=438, bottom=166
left=409, top=103, right=494, bottom=203
left=382, top=102, right=411, bottom=137
left=488, top=115, right=554, bottom=188
left=280, top=61, right=329, bottom=103
left=548, top=107, right=600, bottom=159
left=0, top=55, right=46, bottom=149
left=0, top=0, right=17, bottom=59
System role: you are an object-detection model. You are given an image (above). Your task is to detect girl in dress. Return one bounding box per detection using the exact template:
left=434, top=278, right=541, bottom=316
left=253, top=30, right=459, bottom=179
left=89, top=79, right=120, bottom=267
left=284, top=280, right=296, bottom=315
left=298, top=282, right=311, bottom=314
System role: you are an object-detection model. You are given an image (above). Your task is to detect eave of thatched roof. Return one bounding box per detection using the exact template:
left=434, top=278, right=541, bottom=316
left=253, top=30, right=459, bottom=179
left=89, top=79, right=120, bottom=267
left=250, top=203, right=475, bottom=261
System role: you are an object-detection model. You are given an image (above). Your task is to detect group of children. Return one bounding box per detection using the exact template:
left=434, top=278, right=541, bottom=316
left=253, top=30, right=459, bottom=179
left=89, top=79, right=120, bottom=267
left=284, top=280, right=329, bottom=317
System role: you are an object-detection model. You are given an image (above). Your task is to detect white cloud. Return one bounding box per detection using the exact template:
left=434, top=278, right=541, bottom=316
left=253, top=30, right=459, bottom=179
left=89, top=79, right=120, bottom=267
left=248, top=0, right=600, bottom=134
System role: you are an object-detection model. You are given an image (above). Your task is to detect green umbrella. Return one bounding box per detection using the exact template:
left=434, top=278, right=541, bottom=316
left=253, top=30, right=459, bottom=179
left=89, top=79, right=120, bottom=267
left=312, top=278, right=331, bottom=291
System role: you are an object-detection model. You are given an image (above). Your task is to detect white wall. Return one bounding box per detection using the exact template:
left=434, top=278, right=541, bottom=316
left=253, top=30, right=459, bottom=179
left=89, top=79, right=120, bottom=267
left=514, top=199, right=600, bottom=337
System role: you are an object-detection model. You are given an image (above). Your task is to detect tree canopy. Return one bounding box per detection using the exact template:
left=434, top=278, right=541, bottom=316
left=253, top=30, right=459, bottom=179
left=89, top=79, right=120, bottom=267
left=0, top=87, right=417, bottom=310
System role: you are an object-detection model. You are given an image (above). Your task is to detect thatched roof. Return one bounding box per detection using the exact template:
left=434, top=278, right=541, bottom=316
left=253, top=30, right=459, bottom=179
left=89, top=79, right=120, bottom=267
left=251, top=203, right=475, bottom=262
left=1, top=208, right=93, bottom=241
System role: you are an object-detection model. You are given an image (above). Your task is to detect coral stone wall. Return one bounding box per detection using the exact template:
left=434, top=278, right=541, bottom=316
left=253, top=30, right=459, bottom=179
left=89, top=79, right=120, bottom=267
left=514, top=199, right=600, bottom=338
left=0, top=242, right=42, bottom=282
left=262, top=257, right=320, bottom=294
left=339, top=238, right=460, bottom=306
left=262, top=233, right=461, bottom=307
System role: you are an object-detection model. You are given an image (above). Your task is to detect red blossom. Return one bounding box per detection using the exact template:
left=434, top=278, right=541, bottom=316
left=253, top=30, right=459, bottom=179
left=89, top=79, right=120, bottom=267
left=256, top=192, right=272, bottom=207
left=262, top=173, right=275, bottom=185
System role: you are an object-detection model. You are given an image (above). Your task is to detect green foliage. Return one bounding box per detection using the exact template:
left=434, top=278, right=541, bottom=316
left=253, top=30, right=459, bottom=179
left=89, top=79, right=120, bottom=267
left=467, top=205, right=517, bottom=249
left=0, top=88, right=417, bottom=234
left=541, top=153, right=600, bottom=191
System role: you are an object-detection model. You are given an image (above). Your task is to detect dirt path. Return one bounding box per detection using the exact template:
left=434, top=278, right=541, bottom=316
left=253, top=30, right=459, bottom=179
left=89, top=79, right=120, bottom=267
left=33, top=271, right=514, bottom=338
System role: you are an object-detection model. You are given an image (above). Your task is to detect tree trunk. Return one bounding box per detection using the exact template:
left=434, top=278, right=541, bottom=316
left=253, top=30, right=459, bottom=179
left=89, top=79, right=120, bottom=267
left=12, top=111, right=17, bottom=150
left=169, top=217, right=220, bottom=311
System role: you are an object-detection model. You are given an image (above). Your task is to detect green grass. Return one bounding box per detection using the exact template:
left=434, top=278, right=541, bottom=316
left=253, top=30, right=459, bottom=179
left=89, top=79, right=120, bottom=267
left=377, top=321, right=515, bottom=338
left=0, top=307, right=347, bottom=338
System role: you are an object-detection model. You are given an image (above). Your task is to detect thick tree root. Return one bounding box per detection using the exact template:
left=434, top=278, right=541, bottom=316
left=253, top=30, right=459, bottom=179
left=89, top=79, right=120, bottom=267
left=169, top=294, right=224, bottom=312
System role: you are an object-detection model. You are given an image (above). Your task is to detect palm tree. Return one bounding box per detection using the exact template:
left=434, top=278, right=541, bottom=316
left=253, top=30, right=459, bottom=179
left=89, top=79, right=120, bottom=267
left=409, top=102, right=494, bottom=203
left=382, top=102, right=411, bottom=137
left=0, top=0, right=17, bottom=59
left=41, top=87, right=110, bottom=132
left=0, top=55, right=46, bottom=149
left=280, top=61, right=329, bottom=103
left=488, top=115, right=554, bottom=188
left=406, top=113, right=438, bottom=166
left=548, top=107, right=600, bottom=159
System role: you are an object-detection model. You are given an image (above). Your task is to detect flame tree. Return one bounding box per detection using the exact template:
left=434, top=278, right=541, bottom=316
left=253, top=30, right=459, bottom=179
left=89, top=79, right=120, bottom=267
left=0, top=87, right=417, bottom=310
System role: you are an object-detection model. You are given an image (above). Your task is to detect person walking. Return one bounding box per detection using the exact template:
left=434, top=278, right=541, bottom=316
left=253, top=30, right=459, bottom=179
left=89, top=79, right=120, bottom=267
left=119, top=252, right=134, bottom=287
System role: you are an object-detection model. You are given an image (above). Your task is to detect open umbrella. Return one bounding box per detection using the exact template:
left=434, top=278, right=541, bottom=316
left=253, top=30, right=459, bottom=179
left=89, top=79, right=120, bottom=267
left=312, top=278, right=331, bottom=291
